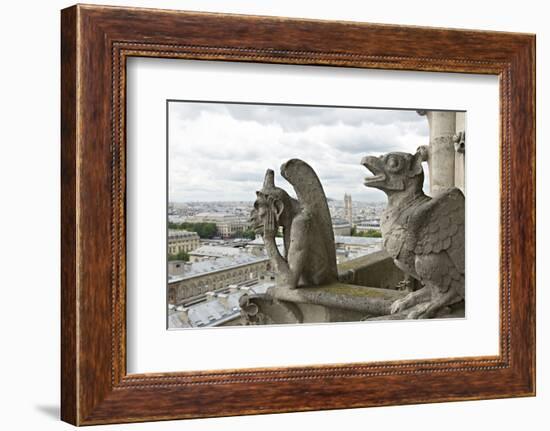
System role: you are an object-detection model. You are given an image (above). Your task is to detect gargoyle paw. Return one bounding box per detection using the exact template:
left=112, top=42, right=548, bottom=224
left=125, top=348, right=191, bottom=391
left=390, top=298, right=407, bottom=314
left=407, top=309, right=422, bottom=319
left=407, top=303, right=431, bottom=319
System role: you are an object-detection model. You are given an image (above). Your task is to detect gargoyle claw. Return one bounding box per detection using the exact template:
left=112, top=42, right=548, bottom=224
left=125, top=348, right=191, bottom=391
left=390, top=298, right=407, bottom=314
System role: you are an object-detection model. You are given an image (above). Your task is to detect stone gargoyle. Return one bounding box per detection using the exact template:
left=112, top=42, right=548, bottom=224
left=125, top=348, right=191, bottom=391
left=249, top=159, right=338, bottom=289
left=361, top=147, right=465, bottom=319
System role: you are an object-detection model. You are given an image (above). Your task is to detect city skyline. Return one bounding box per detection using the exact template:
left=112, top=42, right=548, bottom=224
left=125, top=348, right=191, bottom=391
left=168, top=197, right=387, bottom=204
left=168, top=102, right=430, bottom=202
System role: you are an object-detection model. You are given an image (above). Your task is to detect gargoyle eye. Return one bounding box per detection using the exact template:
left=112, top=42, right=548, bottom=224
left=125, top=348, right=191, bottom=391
left=386, top=156, right=401, bottom=172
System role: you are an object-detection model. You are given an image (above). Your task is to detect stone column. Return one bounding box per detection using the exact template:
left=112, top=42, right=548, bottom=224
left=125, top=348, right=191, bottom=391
left=426, top=111, right=456, bottom=196
left=454, top=112, right=466, bottom=193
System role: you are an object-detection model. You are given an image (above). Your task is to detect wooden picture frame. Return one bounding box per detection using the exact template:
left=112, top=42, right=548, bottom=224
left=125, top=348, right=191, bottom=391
left=61, top=4, right=535, bottom=425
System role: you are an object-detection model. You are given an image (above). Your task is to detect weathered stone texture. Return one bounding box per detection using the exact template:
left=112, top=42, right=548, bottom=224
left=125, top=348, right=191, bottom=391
left=363, top=148, right=465, bottom=319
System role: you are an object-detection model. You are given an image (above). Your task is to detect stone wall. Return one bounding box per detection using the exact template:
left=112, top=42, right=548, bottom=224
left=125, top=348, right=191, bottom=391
left=337, top=250, right=404, bottom=290
left=168, top=260, right=269, bottom=304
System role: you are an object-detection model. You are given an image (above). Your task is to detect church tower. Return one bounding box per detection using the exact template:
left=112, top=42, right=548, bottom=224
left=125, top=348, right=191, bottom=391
left=344, top=193, right=352, bottom=226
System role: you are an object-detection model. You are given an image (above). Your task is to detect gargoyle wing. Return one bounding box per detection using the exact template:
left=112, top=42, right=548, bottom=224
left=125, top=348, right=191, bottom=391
left=407, top=188, right=465, bottom=274
left=280, top=159, right=337, bottom=276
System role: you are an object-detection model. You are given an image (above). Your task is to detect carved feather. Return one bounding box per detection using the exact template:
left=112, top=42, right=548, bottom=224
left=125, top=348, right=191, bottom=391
left=408, top=188, right=465, bottom=275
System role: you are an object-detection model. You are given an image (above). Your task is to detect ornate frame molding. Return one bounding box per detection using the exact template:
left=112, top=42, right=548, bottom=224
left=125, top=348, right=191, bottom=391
left=61, top=5, right=535, bottom=425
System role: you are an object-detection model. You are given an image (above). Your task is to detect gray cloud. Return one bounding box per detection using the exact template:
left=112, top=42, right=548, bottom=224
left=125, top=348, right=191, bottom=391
left=172, top=101, right=427, bottom=133
left=169, top=101, right=432, bottom=202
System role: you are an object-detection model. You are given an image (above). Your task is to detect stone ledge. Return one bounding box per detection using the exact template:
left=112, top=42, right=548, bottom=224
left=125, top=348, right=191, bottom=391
left=366, top=301, right=465, bottom=320
left=337, top=250, right=406, bottom=290
left=266, top=282, right=406, bottom=316
left=337, top=249, right=392, bottom=273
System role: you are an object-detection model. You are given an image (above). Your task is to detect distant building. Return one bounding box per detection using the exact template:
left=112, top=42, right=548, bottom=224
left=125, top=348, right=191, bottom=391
left=186, top=212, right=249, bottom=238
left=334, top=235, right=383, bottom=263
left=335, top=235, right=382, bottom=249
left=168, top=254, right=270, bottom=304
left=188, top=245, right=244, bottom=262
left=344, top=193, right=353, bottom=226
left=168, top=230, right=200, bottom=255
left=331, top=218, right=352, bottom=236
left=245, top=236, right=285, bottom=256
left=355, top=220, right=381, bottom=233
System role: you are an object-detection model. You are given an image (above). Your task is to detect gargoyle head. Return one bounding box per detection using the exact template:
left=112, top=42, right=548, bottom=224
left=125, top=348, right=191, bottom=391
left=361, top=146, right=428, bottom=194
left=250, top=169, right=292, bottom=234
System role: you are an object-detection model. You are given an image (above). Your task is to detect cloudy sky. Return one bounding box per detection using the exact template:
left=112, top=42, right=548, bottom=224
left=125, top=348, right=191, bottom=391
left=168, top=101, right=430, bottom=203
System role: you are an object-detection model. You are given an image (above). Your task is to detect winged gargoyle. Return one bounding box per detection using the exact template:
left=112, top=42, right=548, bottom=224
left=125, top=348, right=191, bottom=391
left=249, top=159, right=338, bottom=289
left=361, top=147, right=465, bottom=319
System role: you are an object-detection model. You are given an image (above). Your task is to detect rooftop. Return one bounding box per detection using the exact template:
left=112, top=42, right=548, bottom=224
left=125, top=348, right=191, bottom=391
left=247, top=236, right=285, bottom=246
left=169, top=281, right=274, bottom=328
left=168, top=229, right=199, bottom=238
left=357, top=220, right=381, bottom=227
left=332, top=218, right=351, bottom=226
left=169, top=254, right=268, bottom=282
left=246, top=236, right=285, bottom=255
left=189, top=245, right=244, bottom=257
left=334, top=235, right=383, bottom=246
left=192, top=212, right=247, bottom=222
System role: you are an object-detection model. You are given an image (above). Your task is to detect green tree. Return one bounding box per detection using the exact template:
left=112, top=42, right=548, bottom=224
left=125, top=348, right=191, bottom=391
left=168, top=221, right=182, bottom=230
left=168, top=250, right=190, bottom=261
left=352, top=229, right=382, bottom=238
left=241, top=228, right=257, bottom=240
left=168, top=222, right=218, bottom=239
left=191, top=222, right=217, bottom=238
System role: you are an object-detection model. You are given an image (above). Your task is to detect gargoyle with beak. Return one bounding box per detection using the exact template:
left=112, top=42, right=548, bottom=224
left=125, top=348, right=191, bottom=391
left=361, top=147, right=465, bottom=319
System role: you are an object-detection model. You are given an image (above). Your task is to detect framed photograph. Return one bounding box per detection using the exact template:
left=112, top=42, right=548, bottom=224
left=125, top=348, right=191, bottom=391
left=164, top=101, right=466, bottom=329
left=61, top=4, right=535, bottom=425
